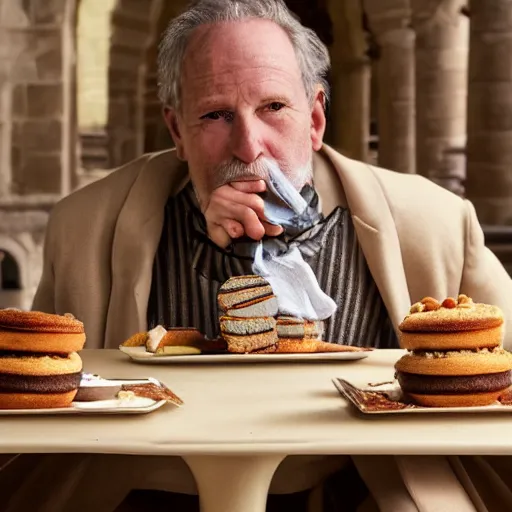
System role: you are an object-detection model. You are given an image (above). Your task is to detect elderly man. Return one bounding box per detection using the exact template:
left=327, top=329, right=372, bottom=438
left=3, top=0, right=512, bottom=511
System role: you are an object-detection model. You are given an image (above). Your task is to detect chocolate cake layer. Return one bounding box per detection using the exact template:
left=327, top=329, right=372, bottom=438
left=0, top=350, right=68, bottom=358
left=218, top=282, right=268, bottom=294
left=396, top=370, right=512, bottom=395
left=0, top=372, right=82, bottom=394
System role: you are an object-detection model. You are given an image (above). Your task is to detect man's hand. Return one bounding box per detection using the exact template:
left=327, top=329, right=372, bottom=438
left=204, top=180, right=283, bottom=249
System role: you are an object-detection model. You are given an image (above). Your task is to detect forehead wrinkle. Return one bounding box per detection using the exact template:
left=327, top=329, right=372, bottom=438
left=182, top=20, right=302, bottom=80
left=185, top=68, right=300, bottom=104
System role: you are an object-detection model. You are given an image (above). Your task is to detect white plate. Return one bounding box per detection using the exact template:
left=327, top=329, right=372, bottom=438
left=0, top=378, right=177, bottom=416
left=333, top=378, right=512, bottom=415
left=120, top=346, right=370, bottom=364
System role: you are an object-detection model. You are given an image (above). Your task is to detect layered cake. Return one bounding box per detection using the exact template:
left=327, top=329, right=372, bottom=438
left=276, top=315, right=346, bottom=353
left=219, top=315, right=278, bottom=353
left=217, top=276, right=368, bottom=354
left=218, top=275, right=278, bottom=317
left=276, top=316, right=324, bottom=341
left=395, top=295, right=512, bottom=407
left=0, top=309, right=86, bottom=409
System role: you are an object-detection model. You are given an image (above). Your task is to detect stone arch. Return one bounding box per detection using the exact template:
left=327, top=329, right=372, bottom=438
left=0, top=250, right=21, bottom=290
left=0, top=235, right=27, bottom=289
left=0, top=235, right=28, bottom=310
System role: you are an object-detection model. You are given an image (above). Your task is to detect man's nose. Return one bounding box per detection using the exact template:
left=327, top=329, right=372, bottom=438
left=230, top=115, right=263, bottom=164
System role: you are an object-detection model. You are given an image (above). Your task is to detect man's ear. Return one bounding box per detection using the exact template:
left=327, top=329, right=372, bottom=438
left=163, top=107, right=186, bottom=160
left=310, top=87, right=327, bottom=151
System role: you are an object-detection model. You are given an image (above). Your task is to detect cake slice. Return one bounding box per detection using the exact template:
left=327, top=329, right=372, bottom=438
left=218, top=275, right=274, bottom=312
left=151, top=327, right=209, bottom=355
left=304, top=320, right=325, bottom=340
left=226, top=295, right=278, bottom=318
left=220, top=315, right=278, bottom=354
left=155, top=329, right=226, bottom=355
left=120, top=332, right=149, bottom=347
left=276, top=316, right=325, bottom=340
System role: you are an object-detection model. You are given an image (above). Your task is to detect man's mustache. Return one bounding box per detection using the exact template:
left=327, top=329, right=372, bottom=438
left=212, top=158, right=269, bottom=189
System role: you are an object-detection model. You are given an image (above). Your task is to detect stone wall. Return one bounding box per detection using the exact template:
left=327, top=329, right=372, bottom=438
left=2, top=0, right=75, bottom=197
left=0, top=0, right=72, bottom=309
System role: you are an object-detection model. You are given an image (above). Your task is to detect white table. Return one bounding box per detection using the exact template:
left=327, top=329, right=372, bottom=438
left=1, top=348, right=512, bottom=512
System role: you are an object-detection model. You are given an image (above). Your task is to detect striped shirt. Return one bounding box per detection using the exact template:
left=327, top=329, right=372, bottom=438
left=147, top=182, right=398, bottom=348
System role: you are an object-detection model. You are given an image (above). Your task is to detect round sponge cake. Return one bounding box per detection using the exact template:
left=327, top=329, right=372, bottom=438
left=0, top=351, right=82, bottom=409
left=395, top=348, right=512, bottom=407
left=395, top=296, right=512, bottom=407
left=0, top=310, right=86, bottom=354
left=399, top=296, right=504, bottom=350
left=0, top=309, right=87, bottom=409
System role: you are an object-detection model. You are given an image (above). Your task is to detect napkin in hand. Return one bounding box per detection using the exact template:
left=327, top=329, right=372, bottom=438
left=252, top=158, right=337, bottom=320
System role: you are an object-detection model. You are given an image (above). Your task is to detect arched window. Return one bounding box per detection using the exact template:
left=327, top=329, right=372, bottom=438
left=0, top=251, right=21, bottom=290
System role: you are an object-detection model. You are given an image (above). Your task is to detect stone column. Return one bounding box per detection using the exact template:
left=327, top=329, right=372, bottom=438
left=465, top=1, right=512, bottom=224
left=107, top=0, right=163, bottom=168
left=143, top=0, right=197, bottom=154
left=327, top=0, right=371, bottom=162
left=364, top=0, right=415, bottom=173
left=76, top=0, right=118, bottom=173
left=411, top=0, right=468, bottom=184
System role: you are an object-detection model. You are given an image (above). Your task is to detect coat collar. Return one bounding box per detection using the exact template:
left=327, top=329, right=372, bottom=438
left=105, top=145, right=410, bottom=347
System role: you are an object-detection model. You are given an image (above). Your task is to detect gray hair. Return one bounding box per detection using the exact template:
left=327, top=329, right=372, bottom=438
left=157, top=0, right=331, bottom=111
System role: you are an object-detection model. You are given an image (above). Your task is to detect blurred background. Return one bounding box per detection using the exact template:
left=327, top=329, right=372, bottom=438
left=0, top=0, right=510, bottom=309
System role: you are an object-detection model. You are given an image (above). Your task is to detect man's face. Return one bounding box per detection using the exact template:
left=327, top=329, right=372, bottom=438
left=164, top=19, right=326, bottom=210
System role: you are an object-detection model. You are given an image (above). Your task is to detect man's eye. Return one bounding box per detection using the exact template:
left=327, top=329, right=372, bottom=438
left=201, top=111, right=233, bottom=121
left=268, top=102, right=285, bottom=111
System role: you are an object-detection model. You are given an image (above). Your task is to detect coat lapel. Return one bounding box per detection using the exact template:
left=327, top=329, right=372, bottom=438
left=105, top=150, right=188, bottom=348
left=320, top=144, right=411, bottom=335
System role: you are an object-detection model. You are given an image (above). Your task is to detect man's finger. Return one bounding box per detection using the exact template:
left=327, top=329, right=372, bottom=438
left=213, top=189, right=266, bottom=220
left=207, top=224, right=232, bottom=249
left=261, top=221, right=284, bottom=237
left=230, top=180, right=266, bottom=194
left=232, top=205, right=266, bottom=240
left=208, top=199, right=266, bottom=241
left=222, top=219, right=245, bottom=239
